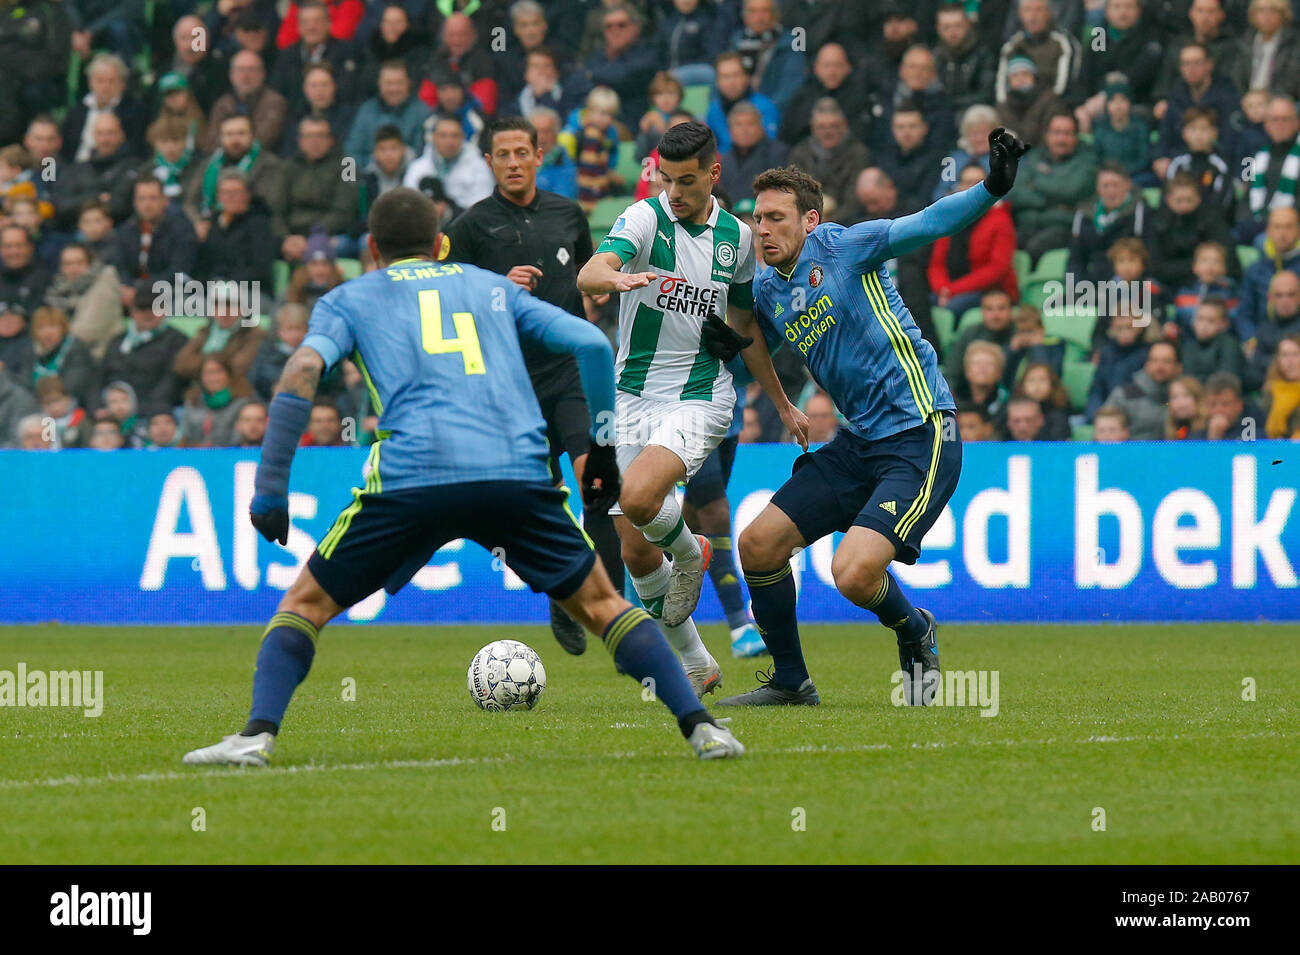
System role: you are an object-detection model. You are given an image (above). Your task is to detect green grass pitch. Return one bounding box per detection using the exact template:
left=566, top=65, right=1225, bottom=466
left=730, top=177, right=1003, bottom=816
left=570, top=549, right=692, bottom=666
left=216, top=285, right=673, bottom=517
left=1, top=622, right=1296, bottom=864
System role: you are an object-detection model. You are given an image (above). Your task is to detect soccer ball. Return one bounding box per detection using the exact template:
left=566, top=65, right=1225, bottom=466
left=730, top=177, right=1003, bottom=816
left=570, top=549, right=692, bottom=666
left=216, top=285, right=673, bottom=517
left=467, top=640, right=546, bottom=711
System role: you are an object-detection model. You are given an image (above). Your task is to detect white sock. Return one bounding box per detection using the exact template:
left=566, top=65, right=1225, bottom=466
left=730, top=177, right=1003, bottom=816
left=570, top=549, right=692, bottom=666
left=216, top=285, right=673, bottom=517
left=631, top=558, right=671, bottom=606
left=663, top=616, right=712, bottom=669
left=631, top=559, right=710, bottom=667
left=634, top=496, right=702, bottom=566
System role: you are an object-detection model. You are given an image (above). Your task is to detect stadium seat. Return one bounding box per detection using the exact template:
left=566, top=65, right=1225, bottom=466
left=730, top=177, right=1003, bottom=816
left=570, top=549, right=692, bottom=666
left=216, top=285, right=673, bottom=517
left=337, top=257, right=362, bottom=280
left=274, top=260, right=291, bottom=298
left=1237, top=244, right=1260, bottom=271
left=1044, top=306, right=1097, bottom=353
left=931, top=306, right=956, bottom=352
left=682, top=84, right=710, bottom=118
left=957, top=306, right=984, bottom=335
left=616, top=141, right=644, bottom=192
left=589, top=196, right=627, bottom=232
left=1062, top=361, right=1096, bottom=411
left=1071, top=422, right=1094, bottom=441
left=591, top=227, right=607, bottom=252
left=1013, top=249, right=1032, bottom=291
left=1142, top=187, right=1161, bottom=208
left=1026, top=247, right=1069, bottom=285
left=1022, top=282, right=1051, bottom=308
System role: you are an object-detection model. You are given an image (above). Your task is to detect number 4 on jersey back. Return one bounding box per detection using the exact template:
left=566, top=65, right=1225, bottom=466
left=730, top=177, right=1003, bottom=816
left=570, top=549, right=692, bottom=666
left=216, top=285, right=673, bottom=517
left=419, top=288, right=486, bottom=375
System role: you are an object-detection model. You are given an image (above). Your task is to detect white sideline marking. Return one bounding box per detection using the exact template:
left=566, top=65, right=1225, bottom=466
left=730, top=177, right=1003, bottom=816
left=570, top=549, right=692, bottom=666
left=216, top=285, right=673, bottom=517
left=0, top=730, right=1288, bottom=792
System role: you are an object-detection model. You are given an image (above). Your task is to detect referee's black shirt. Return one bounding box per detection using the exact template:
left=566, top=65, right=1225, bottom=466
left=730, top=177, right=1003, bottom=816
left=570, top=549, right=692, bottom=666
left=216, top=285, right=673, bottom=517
left=438, top=186, right=594, bottom=390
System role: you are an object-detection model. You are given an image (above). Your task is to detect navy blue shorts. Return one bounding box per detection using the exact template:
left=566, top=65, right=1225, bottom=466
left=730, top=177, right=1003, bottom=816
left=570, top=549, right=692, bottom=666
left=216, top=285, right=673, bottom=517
left=683, top=435, right=738, bottom=508
left=308, top=480, right=596, bottom=609
left=769, top=412, right=961, bottom=564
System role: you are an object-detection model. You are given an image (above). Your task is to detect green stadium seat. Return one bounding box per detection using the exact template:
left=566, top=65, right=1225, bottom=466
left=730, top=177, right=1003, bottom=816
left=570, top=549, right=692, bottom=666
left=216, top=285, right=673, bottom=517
left=1043, top=306, right=1097, bottom=353
left=1062, top=361, right=1096, bottom=411
left=1026, top=247, right=1069, bottom=284
left=1237, top=244, right=1260, bottom=271
left=1013, top=249, right=1032, bottom=291
left=337, top=257, right=362, bottom=280
left=591, top=227, right=607, bottom=252
left=682, top=84, right=710, bottom=118
left=589, top=196, right=628, bottom=232
left=616, top=140, right=644, bottom=192
left=274, top=260, right=291, bottom=298
left=1142, top=186, right=1161, bottom=208
left=957, top=306, right=984, bottom=335
left=1071, top=422, right=1095, bottom=441
left=932, top=306, right=956, bottom=353
left=1022, top=281, right=1051, bottom=308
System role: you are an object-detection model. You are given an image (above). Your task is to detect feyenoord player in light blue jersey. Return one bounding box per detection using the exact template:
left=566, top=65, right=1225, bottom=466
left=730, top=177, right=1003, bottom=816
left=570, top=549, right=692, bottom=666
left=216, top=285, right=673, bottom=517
left=719, top=128, right=1029, bottom=707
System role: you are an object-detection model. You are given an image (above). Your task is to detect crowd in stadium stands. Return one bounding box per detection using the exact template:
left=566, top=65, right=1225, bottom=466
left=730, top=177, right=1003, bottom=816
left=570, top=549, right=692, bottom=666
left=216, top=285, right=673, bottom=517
left=4, top=0, right=1300, bottom=451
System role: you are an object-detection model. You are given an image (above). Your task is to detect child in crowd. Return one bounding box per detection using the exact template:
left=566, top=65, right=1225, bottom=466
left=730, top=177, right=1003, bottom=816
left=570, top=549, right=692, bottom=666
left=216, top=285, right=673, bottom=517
left=1171, top=241, right=1240, bottom=336
left=1092, top=76, right=1152, bottom=185
left=1181, top=298, right=1245, bottom=381
left=1165, top=107, right=1234, bottom=221
left=1165, top=375, right=1208, bottom=439
left=563, top=87, right=624, bottom=211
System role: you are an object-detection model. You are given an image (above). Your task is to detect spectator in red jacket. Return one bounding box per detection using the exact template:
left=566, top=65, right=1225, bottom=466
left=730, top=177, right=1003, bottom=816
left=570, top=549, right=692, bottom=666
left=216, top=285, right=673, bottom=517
left=277, top=0, right=365, bottom=49
left=928, top=162, right=1019, bottom=317
left=419, top=13, right=500, bottom=117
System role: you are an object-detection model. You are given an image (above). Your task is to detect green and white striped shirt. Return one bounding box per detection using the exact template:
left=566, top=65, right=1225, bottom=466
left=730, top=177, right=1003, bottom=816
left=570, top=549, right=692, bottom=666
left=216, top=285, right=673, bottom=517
left=597, top=192, right=755, bottom=404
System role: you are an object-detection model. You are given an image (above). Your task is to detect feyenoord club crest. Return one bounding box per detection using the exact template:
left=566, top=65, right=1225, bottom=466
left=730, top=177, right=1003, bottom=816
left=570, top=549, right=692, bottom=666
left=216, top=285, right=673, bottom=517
left=809, top=265, right=824, bottom=287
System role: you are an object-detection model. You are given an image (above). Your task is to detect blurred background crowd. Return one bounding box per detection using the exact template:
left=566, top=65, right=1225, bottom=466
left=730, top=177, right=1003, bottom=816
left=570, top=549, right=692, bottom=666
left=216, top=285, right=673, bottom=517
left=3, top=0, right=1300, bottom=452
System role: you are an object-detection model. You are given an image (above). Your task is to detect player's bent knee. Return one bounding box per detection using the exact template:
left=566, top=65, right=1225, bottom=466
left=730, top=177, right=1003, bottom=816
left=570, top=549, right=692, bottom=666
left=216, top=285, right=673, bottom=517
left=831, top=555, right=889, bottom=607
left=278, top=565, right=344, bottom=629
left=739, top=524, right=785, bottom=575
left=618, top=481, right=662, bottom=526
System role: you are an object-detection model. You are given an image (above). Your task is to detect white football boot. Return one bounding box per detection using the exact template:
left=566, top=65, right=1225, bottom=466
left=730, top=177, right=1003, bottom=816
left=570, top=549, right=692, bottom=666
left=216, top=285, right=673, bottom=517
left=685, top=651, right=722, bottom=699
left=182, top=732, right=275, bottom=766
left=688, top=719, right=745, bottom=759
left=662, top=536, right=712, bottom=628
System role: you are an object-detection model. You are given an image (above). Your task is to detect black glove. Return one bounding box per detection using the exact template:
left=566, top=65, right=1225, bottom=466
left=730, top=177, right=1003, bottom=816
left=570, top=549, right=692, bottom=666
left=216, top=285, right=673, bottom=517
left=985, top=126, right=1030, bottom=198
left=250, top=494, right=290, bottom=546
left=701, top=311, right=752, bottom=362
left=581, top=442, right=621, bottom=515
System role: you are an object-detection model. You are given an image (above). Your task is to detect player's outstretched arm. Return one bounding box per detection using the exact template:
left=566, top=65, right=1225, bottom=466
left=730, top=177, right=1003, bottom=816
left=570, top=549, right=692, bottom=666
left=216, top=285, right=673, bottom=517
left=726, top=306, right=810, bottom=450
left=887, top=127, right=1029, bottom=259
left=510, top=287, right=622, bottom=511
left=576, top=251, right=658, bottom=295
left=250, top=346, right=325, bottom=545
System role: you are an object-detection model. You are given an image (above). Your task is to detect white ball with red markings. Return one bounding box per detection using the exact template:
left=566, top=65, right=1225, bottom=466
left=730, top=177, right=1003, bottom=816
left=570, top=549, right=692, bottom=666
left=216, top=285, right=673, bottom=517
left=467, top=640, right=546, bottom=711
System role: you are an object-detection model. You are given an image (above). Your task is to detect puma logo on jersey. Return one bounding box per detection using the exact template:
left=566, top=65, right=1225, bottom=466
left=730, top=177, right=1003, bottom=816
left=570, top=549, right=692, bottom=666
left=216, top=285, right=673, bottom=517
left=880, top=500, right=897, bottom=515
left=657, top=230, right=673, bottom=247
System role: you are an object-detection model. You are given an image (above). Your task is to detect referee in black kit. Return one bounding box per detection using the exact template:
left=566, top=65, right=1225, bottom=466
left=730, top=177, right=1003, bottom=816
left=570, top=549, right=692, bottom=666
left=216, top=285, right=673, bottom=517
left=438, top=115, right=624, bottom=655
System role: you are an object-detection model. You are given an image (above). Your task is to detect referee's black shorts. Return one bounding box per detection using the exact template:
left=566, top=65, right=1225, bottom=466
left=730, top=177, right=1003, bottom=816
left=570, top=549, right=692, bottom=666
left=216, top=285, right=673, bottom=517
left=534, top=363, right=592, bottom=484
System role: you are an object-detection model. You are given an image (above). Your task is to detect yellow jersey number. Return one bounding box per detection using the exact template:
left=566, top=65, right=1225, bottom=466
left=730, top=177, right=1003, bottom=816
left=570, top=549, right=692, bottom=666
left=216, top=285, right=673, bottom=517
left=418, top=288, right=486, bottom=375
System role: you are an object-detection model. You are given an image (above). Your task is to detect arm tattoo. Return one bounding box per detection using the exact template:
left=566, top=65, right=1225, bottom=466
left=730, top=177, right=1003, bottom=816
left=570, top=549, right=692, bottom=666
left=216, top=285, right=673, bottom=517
left=278, top=347, right=324, bottom=400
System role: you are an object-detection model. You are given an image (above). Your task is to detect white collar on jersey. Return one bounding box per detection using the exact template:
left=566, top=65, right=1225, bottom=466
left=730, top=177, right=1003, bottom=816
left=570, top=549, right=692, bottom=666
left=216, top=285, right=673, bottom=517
left=656, top=190, right=720, bottom=229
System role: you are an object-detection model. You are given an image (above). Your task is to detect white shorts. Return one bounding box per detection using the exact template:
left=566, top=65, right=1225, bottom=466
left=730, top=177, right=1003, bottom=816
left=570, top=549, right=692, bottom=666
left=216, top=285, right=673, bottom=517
left=608, top=393, right=734, bottom=516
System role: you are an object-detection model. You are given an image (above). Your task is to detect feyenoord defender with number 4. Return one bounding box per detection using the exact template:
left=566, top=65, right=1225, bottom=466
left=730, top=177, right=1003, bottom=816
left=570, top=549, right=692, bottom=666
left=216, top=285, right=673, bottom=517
left=578, top=121, right=809, bottom=698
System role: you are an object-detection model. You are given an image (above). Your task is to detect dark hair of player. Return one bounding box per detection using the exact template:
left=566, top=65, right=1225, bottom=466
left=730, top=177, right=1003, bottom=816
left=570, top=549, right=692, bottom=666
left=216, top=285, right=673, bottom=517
left=485, top=115, right=538, bottom=153
left=658, top=121, right=716, bottom=169
left=752, top=165, right=825, bottom=220
left=368, top=187, right=438, bottom=262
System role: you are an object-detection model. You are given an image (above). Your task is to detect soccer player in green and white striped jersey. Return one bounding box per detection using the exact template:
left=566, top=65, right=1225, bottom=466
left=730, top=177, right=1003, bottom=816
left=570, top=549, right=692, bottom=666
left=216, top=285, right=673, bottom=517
left=578, top=122, right=808, bottom=697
